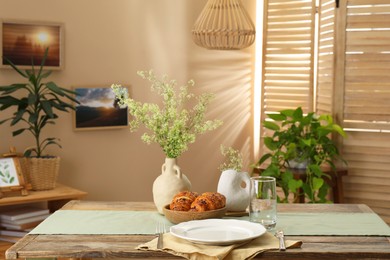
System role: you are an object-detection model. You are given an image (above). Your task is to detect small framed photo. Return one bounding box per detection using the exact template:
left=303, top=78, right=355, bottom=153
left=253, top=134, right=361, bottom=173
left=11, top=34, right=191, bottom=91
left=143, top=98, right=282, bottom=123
left=73, top=86, right=129, bottom=131
left=0, top=157, right=30, bottom=197
left=0, top=19, right=64, bottom=69
left=0, top=158, right=22, bottom=188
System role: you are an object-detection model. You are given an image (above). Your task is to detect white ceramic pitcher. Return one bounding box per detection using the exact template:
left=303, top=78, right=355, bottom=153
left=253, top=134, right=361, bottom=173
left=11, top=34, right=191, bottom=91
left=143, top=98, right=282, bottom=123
left=217, top=169, right=251, bottom=212
left=152, top=158, right=191, bottom=214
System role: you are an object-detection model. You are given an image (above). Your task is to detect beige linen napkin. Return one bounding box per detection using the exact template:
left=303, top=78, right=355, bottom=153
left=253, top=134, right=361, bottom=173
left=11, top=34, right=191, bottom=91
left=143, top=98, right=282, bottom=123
left=137, top=232, right=302, bottom=260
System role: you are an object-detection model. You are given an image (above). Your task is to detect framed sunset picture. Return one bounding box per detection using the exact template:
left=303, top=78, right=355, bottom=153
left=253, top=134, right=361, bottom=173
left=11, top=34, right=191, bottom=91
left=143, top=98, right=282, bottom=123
left=73, top=86, right=129, bottom=131
left=0, top=19, right=64, bottom=69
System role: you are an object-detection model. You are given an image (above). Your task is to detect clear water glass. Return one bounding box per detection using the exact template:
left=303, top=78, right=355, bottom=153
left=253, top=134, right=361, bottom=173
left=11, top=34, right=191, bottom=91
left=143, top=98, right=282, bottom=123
left=249, top=176, right=277, bottom=231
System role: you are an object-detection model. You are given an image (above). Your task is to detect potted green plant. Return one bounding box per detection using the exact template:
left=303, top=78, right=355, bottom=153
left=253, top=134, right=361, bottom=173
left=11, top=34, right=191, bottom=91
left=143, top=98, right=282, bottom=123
left=0, top=48, right=78, bottom=190
left=254, top=107, right=346, bottom=203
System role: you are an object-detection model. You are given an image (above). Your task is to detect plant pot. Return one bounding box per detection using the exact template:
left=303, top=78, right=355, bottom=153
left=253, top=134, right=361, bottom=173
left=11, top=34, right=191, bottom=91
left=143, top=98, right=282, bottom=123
left=23, top=157, right=60, bottom=191
left=152, top=158, right=191, bottom=214
left=288, top=158, right=309, bottom=169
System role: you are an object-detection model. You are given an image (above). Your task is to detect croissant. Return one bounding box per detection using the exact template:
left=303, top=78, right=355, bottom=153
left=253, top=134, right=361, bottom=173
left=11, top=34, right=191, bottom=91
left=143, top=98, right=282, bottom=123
left=201, top=192, right=226, bottom=209
left=190, top=192, right=226, bottom=212
left=173, top=191, right=199, bottom=201
left=169, top=191, right=199, bottom=211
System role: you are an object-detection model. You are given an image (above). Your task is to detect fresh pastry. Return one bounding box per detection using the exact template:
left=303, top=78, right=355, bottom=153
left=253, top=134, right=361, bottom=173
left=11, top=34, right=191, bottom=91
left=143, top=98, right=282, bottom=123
left=169, top=191, right=199, bottom=211
left=169, top=191, right=225, bottom=212
left=172, top=191, right=199, bottom=201
left=201, top=192, right=226, bottom=209
left=190, top=192, right=226, bottom=212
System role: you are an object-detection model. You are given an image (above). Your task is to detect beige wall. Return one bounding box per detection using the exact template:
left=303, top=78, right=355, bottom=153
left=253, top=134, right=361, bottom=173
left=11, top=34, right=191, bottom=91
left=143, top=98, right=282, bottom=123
left=0, top=0, right=257, bottom=202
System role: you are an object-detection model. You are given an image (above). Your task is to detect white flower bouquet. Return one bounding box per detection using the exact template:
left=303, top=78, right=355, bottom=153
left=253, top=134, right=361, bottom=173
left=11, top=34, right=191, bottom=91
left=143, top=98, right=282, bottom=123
left=112, top=70, right=222, bottom=158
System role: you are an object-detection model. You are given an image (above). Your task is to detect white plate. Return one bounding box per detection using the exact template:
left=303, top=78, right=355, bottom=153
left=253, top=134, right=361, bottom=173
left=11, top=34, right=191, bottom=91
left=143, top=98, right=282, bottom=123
left=170, top=219, right=266, bottom=245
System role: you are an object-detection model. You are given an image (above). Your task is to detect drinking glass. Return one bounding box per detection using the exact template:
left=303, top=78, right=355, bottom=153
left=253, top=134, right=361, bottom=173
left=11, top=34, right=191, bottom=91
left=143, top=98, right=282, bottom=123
left=249, top=176, right=277, bottom=231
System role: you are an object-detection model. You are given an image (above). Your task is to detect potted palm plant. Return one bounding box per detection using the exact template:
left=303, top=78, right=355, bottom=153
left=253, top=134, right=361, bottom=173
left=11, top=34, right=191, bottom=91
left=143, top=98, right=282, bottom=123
left=0, top=48, right=78, bottom=190
left=254, top=107, right=346, bottom=203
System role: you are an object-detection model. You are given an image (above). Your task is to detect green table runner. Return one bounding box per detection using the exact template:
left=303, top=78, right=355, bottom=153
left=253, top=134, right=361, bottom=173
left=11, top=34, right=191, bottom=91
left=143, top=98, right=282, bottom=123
left=30, top=210, right=390, bottom=236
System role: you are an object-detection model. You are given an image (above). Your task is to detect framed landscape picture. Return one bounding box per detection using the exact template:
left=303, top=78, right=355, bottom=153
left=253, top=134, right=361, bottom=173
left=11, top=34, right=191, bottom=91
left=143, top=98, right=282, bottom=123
left=73, top=86, right=129, bottom=131
left=0, top=19, right=64, bottom=69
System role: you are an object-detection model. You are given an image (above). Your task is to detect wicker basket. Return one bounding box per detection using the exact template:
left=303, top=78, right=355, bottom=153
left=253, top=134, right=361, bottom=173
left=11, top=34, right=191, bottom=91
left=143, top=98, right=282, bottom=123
left=23, top=157, right=60, bottom=191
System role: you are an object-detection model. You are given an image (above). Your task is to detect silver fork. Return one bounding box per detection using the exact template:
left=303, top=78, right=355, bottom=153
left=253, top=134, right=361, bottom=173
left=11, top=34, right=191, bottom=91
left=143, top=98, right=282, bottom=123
left=156, top=221, right=166, bottom=249
left=275, top=230, right=286, bottom=251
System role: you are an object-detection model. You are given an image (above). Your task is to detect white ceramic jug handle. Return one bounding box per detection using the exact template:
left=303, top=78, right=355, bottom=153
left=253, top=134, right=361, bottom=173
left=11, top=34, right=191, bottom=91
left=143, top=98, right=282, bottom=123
left=161, top=163, right=166, bottom=173
left=242, top=172, right=251, bottom=194
left=174, top=165, right=182, bottom=178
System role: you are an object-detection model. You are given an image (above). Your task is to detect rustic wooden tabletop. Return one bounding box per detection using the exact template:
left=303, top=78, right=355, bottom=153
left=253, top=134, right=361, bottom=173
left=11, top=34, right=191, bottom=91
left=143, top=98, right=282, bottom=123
left=5, top=201, right=390, bottom=260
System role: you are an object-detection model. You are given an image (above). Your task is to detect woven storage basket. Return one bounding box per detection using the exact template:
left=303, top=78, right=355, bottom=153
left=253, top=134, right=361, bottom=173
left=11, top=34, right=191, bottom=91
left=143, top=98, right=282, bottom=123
left=23, top=157, right=60, bottom=191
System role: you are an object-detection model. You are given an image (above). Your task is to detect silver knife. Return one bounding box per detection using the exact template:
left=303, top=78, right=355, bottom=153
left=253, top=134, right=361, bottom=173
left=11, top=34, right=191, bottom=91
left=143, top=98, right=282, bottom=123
left=275, top=230, right=286, bottom=251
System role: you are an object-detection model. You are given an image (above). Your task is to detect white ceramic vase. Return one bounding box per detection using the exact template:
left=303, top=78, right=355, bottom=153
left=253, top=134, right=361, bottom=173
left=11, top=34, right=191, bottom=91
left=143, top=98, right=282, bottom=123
left=152, top=158, right=191, bottom=214
left=217, top=169, right=251, bottom=212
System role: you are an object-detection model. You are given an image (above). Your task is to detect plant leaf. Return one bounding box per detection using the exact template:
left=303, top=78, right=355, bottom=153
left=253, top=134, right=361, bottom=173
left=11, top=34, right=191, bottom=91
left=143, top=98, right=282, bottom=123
left=0, top=96, right=23, bottom=110
left=41, top=100, right=54, bottom=117
left=264, top=137, right=278, bottom=150
left=312, top=177, right=324, bottom=191
left=28, top=93, right=37, bottom=105
left=267, top=113, right=286, bottom=121
left=29, top=113, right=38, bottom=124
left=263, top=121, right=280, bottom=131
left=288, top=178, right=303, bottom=193
left=45, top=82, right=65, bottom=96
left=332, top=124, right=347, bottom=137
left=12, top=128, right=27, bottom=136
left=11, top=109, right=25, bottom=125
left=0, top=84, right=27, bottom=94
left=292, top=107, right=303, bottom=120
left=257, top=153, right=272, bottom=165
left=2, top=56, right=28, bottom=78
left=280, top=109, right=295, bottom=117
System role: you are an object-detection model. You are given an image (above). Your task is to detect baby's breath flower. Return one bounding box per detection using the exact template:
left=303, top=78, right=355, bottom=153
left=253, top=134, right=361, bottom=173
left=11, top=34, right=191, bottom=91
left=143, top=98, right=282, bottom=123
left=112, top=70, right=223, bottom=158
left=218, top=145, right=243, bottom=172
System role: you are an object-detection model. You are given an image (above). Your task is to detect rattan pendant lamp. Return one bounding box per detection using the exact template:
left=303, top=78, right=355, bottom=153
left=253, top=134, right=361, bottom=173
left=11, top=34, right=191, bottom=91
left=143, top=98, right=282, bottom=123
left=192, top=0, right=256, bottom=50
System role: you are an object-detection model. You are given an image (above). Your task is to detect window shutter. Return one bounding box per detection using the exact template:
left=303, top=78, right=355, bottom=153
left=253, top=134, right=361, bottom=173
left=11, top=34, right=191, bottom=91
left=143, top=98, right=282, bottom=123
left=316, top=0, right=336, bottom=115
left=259, top=0, right=390, bottom=223
left=260, top=0, right=316, bottom=156
left=260, top=0, right=316, bottom=117
left=340, top=0, right=390, bottom=223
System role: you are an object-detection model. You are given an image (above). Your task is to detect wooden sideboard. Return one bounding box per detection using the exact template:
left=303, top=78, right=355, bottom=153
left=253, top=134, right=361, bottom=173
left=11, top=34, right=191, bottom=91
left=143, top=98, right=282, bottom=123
left=0, top=183, right=87, bottom=260
left=0, top=183, right=88, bottom=212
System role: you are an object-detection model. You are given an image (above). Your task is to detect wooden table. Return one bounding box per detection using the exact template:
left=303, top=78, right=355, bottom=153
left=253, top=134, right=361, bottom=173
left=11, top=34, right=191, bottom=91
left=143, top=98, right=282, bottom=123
left=6, top=201, right=390, bottom=260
